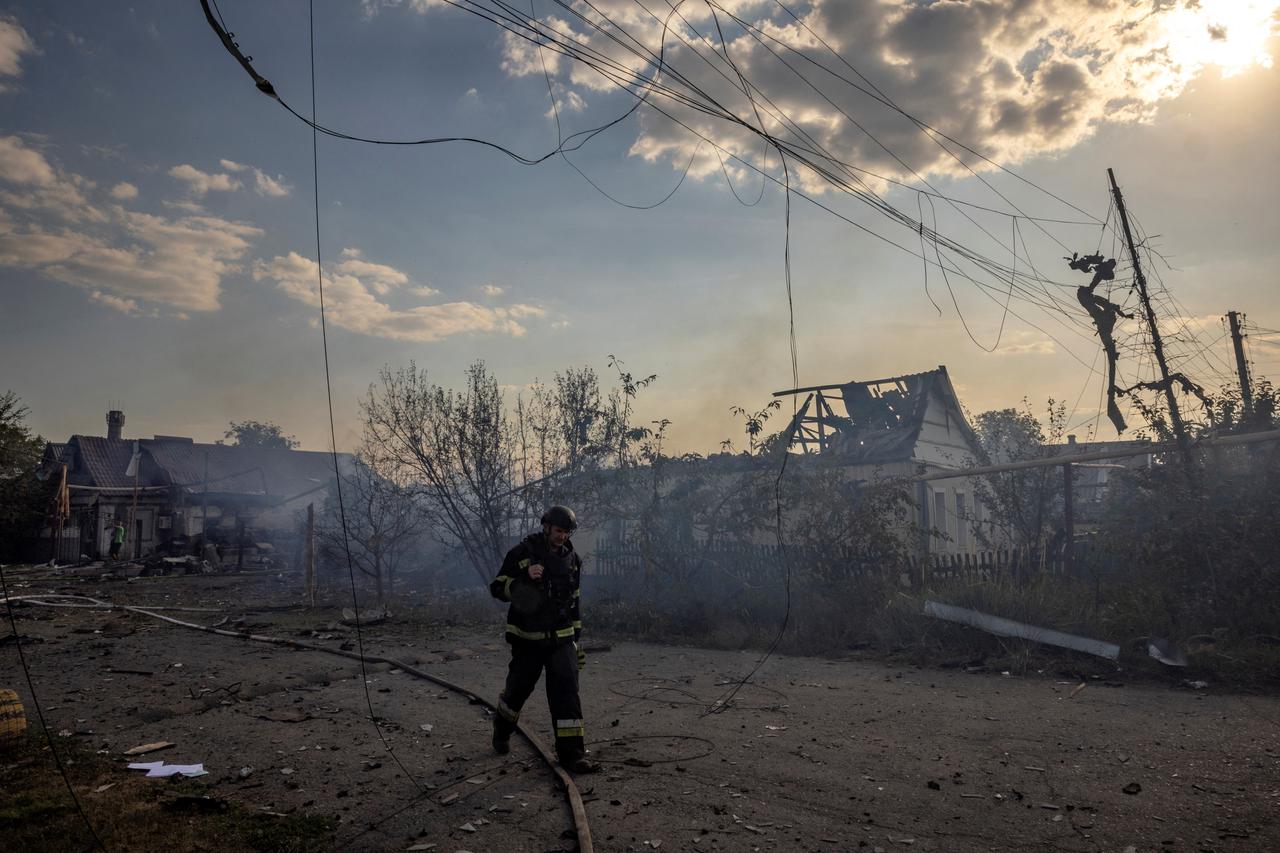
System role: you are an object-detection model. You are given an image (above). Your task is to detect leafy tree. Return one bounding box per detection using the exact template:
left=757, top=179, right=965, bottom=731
left=0, top=391, right=50, bottom=560
left=1094, top=375, right=1280, bottom=641
left=969, top=400, right=1066, bottom=549
left=727, top=399, right=782, bottom=455
left=224, top=419, right=299, bottom=450
left=1202, top=379, right=1277, bottom=435
left=784, top=469, right=915, bottom=587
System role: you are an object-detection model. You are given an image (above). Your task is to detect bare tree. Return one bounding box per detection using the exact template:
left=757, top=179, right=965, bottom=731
left=513, top=365, right=612, bottom=527
left=317, top=453, right=423, bottom=607
left=362, top=361, right=516, bottom=586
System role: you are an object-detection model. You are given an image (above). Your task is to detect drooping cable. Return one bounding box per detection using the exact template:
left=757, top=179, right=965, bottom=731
left=703, top=152, right=797, bottom=716
left=306, top=0, right=428, bottom=795
left=534, top=0, right=703, bottom=210
left=200, top=0, right=1123, bottom=359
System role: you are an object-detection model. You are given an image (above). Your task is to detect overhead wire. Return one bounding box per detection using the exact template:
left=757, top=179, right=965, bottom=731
left=700, top=0, right=1096, bottom=285
left=201, top=0, right=1253, bottom=633
left=534, top=0, right=704, bottom=209
left=207, top=0, right=1177, bottom=422
left=757, top=0, right=1103, bottom=230
left=619, top=97, right=1108, bottom=370
left=214, top=0, right=1098, bottom=305
left=202, top=0, right=1120, bottom=360
left=305, top=0, right=429, bottom=797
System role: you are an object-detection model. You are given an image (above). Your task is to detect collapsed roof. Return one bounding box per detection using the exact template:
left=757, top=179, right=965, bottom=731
left=775, top=366, right=979, bottom=465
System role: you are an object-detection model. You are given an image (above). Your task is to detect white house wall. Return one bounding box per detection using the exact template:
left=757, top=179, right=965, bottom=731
left=912, top=394, right=980, bottom=469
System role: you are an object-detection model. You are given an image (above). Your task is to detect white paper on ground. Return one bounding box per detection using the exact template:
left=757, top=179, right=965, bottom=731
left=127, top=761, right=208, bottom=778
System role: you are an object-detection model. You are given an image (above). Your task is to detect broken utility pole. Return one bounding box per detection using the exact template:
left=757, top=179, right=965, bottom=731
left=1107, top=168, right=1192, bottom=465
left=1227, top=310, right=1253, bottom=421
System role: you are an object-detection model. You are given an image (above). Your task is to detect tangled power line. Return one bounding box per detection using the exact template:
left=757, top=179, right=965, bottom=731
left=200, top=0, right=1247, bottom=422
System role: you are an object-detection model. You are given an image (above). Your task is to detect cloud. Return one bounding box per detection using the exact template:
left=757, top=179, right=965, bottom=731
left=993, top=338, right=1056, bottom=356
left=449, top=0, right=1280, bottom=191
left=0, top=134, right=56, bottom=185
left=502, top=18, right=569, bottom=77
left=169, top=163, right=241, bottom=195
left=254, top=251, right=547, bottom=342
left=162, top=198, right=205, bottom=214
left=89, top=290, right=142, bottom=315
left=0, top=137, right=262, bottom=312
left=545, top=89, right=587, bottom=118
left=0, top=17, right=37, bottom=91
left=221, top=158, right=291, bottom=196
left=481, top=283, right=505, bottom=297
left=252, top=170, right=291, bottom=197
left=21, top=212, right=260, bottom=312
left=360, top=0, right=446, bottom=20
left=0, top=135, right=99, bottom=221
left=335, top=247, right=409, bottom=295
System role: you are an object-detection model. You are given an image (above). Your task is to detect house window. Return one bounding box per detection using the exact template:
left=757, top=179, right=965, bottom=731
left=955, top=493, right=968, bottom=549
left=933, top=491, right=948, bottom=541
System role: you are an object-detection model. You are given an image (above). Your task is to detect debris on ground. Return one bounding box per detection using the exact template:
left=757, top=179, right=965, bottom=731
left=127, top=760, right=208, bottom=778
left=923, top=600, right=1120, bottom=661
left=123, top=741, right=175, bottom=756
left=1146, top=636, right=1189, bottom=667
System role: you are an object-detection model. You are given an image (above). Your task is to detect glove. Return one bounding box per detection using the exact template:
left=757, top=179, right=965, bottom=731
left=575, top=642, right=586, bottom=671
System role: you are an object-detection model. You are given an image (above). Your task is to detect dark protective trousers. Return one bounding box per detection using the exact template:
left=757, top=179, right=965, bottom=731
left=493, top=642, right=585, bottom=761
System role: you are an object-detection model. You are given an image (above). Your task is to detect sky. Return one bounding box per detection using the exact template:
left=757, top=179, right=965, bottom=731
left=1, top=0, right=1278, bottom=455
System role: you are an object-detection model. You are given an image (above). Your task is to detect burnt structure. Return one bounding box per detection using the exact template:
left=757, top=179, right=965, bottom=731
left=40, top=411, right=353, bottom=562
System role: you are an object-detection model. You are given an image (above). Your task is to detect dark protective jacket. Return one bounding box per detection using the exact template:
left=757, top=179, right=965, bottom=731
left=489, top=532, right=582, bottom=645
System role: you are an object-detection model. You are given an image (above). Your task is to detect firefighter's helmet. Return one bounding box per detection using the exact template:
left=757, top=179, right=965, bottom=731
left=540, top=505, right=578, bottom=531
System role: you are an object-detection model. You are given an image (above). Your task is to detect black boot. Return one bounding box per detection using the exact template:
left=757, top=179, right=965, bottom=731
left=563, top=755, right=600, bottom=774
left=492, top=720, right=511, bottom=755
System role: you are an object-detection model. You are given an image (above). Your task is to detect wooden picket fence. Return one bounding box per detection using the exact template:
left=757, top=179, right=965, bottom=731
left=904, top=547, right=1051, bottom=588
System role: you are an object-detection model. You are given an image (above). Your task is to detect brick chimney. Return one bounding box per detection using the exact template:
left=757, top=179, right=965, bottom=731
left=106, top=410, right=126, bottom=442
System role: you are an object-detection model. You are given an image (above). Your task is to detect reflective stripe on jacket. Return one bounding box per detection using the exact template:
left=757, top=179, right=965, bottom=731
left=489, top=532, right=582, bottom=645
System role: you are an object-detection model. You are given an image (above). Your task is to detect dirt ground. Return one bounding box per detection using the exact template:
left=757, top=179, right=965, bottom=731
left=3, top=568, right=1279, bottom=853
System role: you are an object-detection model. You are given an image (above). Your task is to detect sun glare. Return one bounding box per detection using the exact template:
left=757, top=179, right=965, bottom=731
left=1161, top=1, right=1279, bottom=79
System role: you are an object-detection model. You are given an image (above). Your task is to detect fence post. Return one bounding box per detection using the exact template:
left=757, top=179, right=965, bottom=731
left=304, top=503, right=316, bottom=607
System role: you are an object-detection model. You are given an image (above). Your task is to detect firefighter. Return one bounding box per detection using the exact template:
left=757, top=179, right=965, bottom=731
left=489, top=505, right=599, bottom=774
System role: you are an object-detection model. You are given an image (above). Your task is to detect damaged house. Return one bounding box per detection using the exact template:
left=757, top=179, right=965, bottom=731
left=585, top=367, right=995, bottom=565
left=774, top=365, right=989, bottom=556
left=41, top=410, right=353, bottom=562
